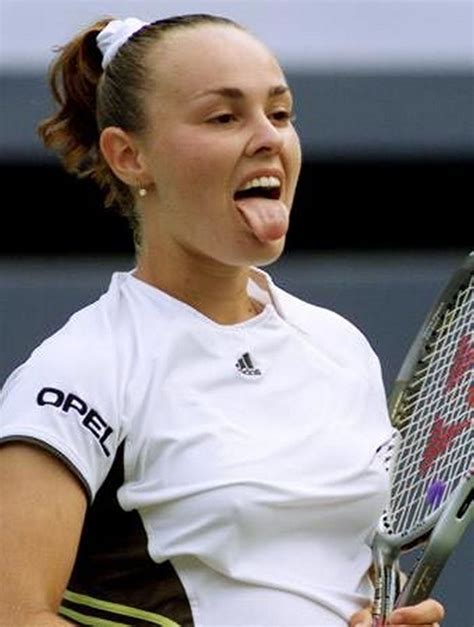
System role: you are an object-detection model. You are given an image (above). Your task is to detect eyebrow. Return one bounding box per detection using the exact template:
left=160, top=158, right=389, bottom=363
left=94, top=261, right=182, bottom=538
left=194, top=85, right=291, bottom=100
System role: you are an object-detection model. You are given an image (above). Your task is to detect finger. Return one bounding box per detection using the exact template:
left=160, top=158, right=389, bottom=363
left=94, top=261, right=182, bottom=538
left=386, top=624, right=440, bottom=627
left=385, top=624, right=439, bottom=627
left=348, top=606, right=372, bottom=627
left=389, top=598, right=445, bottom=624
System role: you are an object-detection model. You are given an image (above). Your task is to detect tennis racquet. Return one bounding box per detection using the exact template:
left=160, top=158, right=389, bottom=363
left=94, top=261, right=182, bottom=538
left=371, top=252, right=474, bottom=626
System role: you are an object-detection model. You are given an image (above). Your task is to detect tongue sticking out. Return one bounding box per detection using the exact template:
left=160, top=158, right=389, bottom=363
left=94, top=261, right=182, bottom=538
left=235, top=197, right=289, bottom=243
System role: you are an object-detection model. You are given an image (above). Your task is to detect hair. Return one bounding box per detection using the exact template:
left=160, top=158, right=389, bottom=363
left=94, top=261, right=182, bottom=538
left=37, top=14, right=244, bottom=236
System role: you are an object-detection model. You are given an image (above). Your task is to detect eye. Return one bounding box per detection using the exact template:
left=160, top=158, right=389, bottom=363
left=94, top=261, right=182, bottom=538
left=208, top=113, right=237, bottom=125
left=270, top=110, right=297, bottom=125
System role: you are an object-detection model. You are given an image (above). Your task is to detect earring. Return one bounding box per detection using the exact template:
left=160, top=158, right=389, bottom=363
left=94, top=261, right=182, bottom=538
left=138, top=187, right=147, bottom=198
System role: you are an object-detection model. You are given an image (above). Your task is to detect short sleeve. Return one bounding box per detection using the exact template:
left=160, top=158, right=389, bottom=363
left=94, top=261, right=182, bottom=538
left=0, top=324, right=123, bottom=502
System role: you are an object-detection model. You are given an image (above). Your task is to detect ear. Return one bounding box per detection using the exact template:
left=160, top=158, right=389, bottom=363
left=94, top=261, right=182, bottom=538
left=99, top=127, right=152, bottom=187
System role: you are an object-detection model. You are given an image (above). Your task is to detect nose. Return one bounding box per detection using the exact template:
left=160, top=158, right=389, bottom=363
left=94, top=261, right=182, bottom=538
left=244, top=113, right=285, bottom=157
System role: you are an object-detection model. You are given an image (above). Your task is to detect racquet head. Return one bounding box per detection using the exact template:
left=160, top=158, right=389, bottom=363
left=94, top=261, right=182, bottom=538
left=383, top=252, right=473, bottom=543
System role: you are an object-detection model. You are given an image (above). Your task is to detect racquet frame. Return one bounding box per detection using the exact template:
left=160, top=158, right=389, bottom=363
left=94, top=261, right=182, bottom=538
left=371, top=252, right=474, bottom=624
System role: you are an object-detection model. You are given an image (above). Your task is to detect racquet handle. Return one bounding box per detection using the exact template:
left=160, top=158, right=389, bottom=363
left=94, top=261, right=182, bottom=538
left=371, top=537, right=401, bottom=625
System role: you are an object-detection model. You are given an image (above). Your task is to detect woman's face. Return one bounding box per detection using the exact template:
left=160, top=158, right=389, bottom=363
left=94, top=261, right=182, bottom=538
left=136, top=24, right=302, bottom=268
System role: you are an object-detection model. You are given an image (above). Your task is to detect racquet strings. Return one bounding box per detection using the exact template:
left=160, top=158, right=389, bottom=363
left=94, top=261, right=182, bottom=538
left=388, top=274, right=473, bottom=536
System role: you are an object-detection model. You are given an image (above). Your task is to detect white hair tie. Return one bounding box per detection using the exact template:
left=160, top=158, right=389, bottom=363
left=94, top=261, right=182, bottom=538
left=97, top=18, right=149, bottom=69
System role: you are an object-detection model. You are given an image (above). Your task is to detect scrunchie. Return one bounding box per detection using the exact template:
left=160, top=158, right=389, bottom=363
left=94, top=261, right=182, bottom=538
left=97, top=17, right=149, bottom=69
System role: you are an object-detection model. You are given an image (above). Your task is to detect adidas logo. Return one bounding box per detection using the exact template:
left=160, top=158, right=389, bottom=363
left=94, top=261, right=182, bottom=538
left=235, top=352, right=262, bottom=377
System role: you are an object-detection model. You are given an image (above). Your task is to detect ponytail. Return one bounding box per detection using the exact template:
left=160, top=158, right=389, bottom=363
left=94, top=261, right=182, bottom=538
left=38, top=19, right=110, bottom=192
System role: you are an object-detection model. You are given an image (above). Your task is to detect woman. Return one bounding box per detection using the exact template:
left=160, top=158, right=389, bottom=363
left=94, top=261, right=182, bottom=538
left=0, top=14, right=444, bottom=627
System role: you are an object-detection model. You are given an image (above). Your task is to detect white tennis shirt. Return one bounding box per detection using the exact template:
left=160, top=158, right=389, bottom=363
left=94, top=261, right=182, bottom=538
left=0, top=268, right=393, bottom=626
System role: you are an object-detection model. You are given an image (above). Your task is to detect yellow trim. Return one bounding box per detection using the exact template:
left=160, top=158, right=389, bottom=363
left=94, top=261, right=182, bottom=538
left=63, top=590, right=181, bottom=627
left=59, top=605, right=130, bottom=626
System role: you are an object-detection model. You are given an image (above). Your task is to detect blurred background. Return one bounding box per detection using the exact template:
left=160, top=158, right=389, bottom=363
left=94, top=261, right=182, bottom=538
left=1, top=1, right=473, bottom=624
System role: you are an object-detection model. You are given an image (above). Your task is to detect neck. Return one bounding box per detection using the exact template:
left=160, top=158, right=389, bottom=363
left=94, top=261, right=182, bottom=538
left=135, top=247, right=262, bottom=325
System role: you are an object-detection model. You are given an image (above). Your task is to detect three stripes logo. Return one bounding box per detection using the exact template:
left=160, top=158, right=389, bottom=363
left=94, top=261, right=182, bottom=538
left=235, top=352, right=262, bottom=377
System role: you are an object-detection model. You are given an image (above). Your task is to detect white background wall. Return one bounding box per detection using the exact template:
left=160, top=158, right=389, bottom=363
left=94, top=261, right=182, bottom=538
left=1, top=0, right=473, bottom=72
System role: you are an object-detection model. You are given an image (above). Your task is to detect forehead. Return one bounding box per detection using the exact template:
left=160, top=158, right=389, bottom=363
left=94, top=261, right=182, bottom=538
left=146, top=24, right=287, bottom=100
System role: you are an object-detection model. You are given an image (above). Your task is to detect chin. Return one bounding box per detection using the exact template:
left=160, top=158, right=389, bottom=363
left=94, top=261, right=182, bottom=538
left=246, top=237, right=287, bottom=268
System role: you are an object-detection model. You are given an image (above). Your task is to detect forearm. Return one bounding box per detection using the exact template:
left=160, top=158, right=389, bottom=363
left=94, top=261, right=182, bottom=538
left=0, top=608, right=74, bottom=626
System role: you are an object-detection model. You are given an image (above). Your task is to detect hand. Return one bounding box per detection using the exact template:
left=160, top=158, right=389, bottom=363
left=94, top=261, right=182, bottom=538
left=349, top=599, right=445, bottom=626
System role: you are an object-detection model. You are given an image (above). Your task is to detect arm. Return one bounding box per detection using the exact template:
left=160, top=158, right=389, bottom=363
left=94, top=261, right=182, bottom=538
left=0, top=442, right=87, bottom=626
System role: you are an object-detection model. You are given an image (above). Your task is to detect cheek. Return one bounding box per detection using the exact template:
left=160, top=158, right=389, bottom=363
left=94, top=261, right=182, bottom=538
left=288, top=129, right=302, bottom=173
left=151, top=135, right=238, bottom=229
left=168, top=129, right=234, bottom=171
left=282, top=133, right=302, bottom=203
